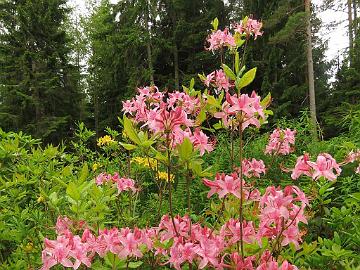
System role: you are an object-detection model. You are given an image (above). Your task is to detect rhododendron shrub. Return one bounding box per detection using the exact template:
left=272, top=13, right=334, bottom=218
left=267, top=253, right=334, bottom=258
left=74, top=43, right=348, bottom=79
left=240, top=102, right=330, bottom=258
left=40, top=17, right=360, bottom=269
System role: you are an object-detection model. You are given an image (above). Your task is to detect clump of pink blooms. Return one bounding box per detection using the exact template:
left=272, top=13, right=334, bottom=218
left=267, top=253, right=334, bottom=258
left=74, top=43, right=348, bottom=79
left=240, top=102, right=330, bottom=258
left=265, top=128, right=296, bottom=155
left=206, top=28, right=236, bottom=51
left=234, top=18, right=263, bottom=40
left=95, top=172, right=138, bottom=194
left=206, top=18, right=263, bottom=52
left=41, top=183, right=306, bottom=270
left=122, top=86, right=213, bottom=156
left=214, top=91, right=265, bottom=130
left=203, top=172, right=261, bottom=201
left=241, top=158, right=266, bottom=178
left=291, top=153, right=341, bottom=181
left=342, top=149, right=360, bottom=174
left=204, top=69, right=232, bottom=93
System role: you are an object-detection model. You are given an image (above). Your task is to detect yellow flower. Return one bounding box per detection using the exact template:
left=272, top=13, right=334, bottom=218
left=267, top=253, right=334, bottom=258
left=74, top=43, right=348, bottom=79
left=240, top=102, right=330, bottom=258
left=24, top=242, right=34, bottom=253
left=92, top=163, right=99, bottom=171
left=37, top=195, right=45, bottom=203
left=157, top=171, right=174, bottom=182
left=97, top=135, right=115, bottom=146
left=131, top=157, right=158, bottom=168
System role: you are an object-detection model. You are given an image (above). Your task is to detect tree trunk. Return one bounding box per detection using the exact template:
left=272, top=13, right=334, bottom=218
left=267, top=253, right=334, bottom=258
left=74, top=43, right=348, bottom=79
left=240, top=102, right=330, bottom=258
left=348, top=0, right=354, bottom=65
left=145, top=0, right=154, bottom=85
left=305, top=0, right=317, bottom=140
left=173, top=42, right=179, bottom=90
left=353, top=0, right=358, bottom=38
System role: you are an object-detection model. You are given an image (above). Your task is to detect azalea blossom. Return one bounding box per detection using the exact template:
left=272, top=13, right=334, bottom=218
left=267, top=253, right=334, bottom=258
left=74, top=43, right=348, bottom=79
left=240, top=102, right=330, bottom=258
left=242, top=158, right=266, bottom=178
left=309, top=153, right=341, bottom=181
left=265, top=128, right=296, bottom=155
left=291, top=153, right=312, bottom=180
left=214, top=92, right=265, bottom=131
left=234, top=18, right=263, bottom=40
left=206, top=28, right=236, bottom=51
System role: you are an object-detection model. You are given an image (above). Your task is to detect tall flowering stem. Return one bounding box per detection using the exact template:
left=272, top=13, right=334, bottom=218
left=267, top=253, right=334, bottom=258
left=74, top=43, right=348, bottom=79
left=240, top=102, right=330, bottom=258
left=166, top=133, right=179, bottom=237
left=238, top=120, right=244, bottom=257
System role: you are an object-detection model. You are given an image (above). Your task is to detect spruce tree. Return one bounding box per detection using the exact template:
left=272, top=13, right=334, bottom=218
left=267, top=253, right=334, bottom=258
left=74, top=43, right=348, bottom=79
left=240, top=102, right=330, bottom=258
left=0, top=0, right=81, bottom=143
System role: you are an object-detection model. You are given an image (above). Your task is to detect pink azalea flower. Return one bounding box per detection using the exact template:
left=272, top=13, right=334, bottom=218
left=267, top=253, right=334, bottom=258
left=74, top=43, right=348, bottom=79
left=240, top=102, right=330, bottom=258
left=203, top=173, right=241, bottom=199
left=228, top=253, right=255, bottom=270
left=214, top=92, right=265, bottom=131
left=291, top=153, right=312, bottom=180
left=309, top=153, right=341, bottom=181
left=192, top=128, right=214, bottom=156
left=118, top=231, right=143, bottom=259
left=242, top=158, right=266, bottom=178
left=234, top=18, right=263, bottom=40
left=265, top=128, right=296, bottom=155
left=206, top=28, right=236, bottom=51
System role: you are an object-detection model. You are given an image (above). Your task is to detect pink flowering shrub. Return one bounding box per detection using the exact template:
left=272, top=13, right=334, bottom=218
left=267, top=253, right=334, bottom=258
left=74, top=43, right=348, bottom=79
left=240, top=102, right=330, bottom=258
left=39, top=17, right=360, bottom=269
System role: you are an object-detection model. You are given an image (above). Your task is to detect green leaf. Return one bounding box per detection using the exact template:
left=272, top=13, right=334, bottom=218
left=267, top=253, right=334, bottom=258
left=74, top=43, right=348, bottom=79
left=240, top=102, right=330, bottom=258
left=222, top=64, right=236, bottom=80
left=261, top=92, right=272, bottom=107
left=119, top=142, right=137, bottom=151
left=128, top=261, right=143, bottom=268
left=123, top=115, right=141, bottom=145
left=78, top=163, right=89, bottom=184
left=66, top=182, right=81, bottom=201
left=237, top=67, right=257, bottom=90
left=178, top=137, right=193, bottom=161
left=198, top=73, right=206, bottom=82
left=235, top=51, right=240, bottom=74
left=140, top=140, right=155, bottom=148
left=196, top=109, right=206, bottom=125
left=211, top=18, right=219, bottom=30
left=189, top=78, right=195, bottom=90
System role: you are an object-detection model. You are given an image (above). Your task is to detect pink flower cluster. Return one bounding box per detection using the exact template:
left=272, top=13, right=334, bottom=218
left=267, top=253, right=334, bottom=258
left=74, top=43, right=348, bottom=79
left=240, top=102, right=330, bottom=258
left=203, top=172, right=261, bottom=200
left=204, top=70, right=232, bottom=93
left=225, top=250, right=298, bottom=270
left=342, top=149, right=360, bottom=174
left=95, top=172, right=138, bottom=193
left=234, top=18, right=263, bottom=40
left=242, top=158, right=266, bottom=178
left=291, top=153, right=341, bottom=181
left=206, top=28, right=236, bottom=51
left=214, top=92, right=265, bottom=130
left=122, top=86, right=214, bottom=155
left=265, top=128, right=296, bottom=155
left=259, top=186, right=308, bottom=249
left=42, top=212, right=302, bottom=270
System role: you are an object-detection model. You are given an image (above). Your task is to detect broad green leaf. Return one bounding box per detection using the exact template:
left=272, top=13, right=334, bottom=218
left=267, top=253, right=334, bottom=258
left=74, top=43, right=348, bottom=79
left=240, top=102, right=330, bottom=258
left=78, top=163, right=89, bottom=184
left=261, top=92, right=272, bottom=107
left=119, top=142, right=137, bottom=151
left=196, top=109, right=206, bottom=125
left=128, top=261, right=143, bottom=268
left=178, top=137, right=193, bottom=161
left=66, top=182, right=80, bottom=201
left=237, top=67, right=257, bottom=90
left=222, top=64, right=236, bottom=80
left=123, top=115, right=141, bottom=145
left=140, top=140, right=155, bottom=148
